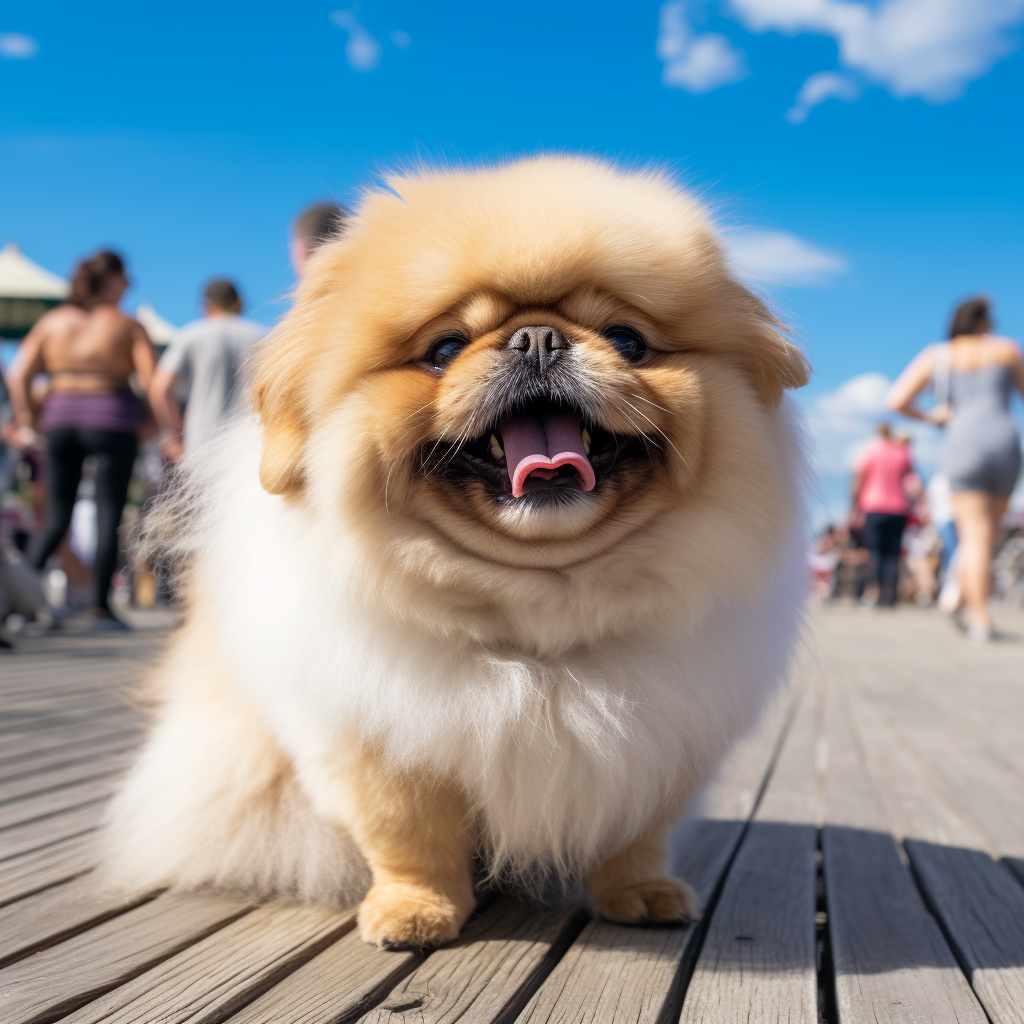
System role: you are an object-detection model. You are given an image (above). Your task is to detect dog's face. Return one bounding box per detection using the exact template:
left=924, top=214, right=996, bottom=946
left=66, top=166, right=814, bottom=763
left=252, top=158, right=807, bottom=632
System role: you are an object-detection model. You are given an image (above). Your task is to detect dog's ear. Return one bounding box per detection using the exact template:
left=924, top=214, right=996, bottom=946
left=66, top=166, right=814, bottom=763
left=251, top=332, right=310, bottom=498
left=743, top=321, right=810, bottom=406
left=728, top=286, right=810, bottom=406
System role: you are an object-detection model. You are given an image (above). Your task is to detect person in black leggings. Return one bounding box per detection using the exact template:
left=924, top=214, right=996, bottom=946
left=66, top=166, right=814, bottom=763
left=28, top=429, right=137, bottom=615
left=7, top=250, right=156, bottom=628
left=860, top=511, right=907, bottom=608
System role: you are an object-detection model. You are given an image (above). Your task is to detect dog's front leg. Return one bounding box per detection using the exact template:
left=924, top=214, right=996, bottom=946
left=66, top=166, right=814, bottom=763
left=584, top=817, right=698, bottom=925
left=304, top=744, right=476, bottom=950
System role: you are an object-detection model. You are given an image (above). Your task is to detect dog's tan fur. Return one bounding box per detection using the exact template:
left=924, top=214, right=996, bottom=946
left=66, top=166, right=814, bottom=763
left=105, top=156, right=809, bottom=949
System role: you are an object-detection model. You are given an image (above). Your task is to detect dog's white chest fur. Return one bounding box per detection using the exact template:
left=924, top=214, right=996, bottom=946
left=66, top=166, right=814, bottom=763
left=205, top=461, right=806, bottom=880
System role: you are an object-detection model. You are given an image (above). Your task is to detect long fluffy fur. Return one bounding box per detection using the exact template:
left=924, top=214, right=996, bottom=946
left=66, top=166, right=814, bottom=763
left=104, top=155, right=809, bottom=910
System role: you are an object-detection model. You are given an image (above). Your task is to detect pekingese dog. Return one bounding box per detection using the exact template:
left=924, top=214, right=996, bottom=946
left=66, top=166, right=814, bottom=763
left=105, top=156, right=809, bottom=949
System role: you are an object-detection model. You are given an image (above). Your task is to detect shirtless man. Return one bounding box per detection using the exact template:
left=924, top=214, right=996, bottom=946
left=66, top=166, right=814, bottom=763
left=7, top=250, right=157, bottom=627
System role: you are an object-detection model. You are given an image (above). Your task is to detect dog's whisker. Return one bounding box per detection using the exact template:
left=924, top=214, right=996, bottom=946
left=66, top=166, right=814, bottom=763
left=621, top=399, right=687, bottom=466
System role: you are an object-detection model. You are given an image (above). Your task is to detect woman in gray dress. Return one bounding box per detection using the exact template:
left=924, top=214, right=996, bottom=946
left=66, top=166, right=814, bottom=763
left=888, top=298, right=1024, bottom=641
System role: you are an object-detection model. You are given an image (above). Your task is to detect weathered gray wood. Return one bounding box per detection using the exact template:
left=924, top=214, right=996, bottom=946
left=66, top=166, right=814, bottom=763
left=0, top=718, right=140, bottom=774
left=0, top=774, right=120, bottom=831
left=229, top=922, right=424, bottom=1024
left=0, top=799, right=106, bottom=860
left=57, top=903, right=353, bottom=1024
left=0, top=872, right=155, bottom=968
left=516, top=685, right=798, bottom=1024
left=0, top=733, right=139, bottom=787
left=0, top=749, right=132, bottom=805
left=823, top=633, right=1024, bottom=1024
left=905, top=841, right=1024, bottom=1024
left=358, top=899, right=587, bottom=1024
left=0, top=892, right=250, bottom=1023
left=0, top=832, right=98, bottom=906
left=820, top=665, right=987, bottom=1024
left=679, top=678, right=818, bottom=1024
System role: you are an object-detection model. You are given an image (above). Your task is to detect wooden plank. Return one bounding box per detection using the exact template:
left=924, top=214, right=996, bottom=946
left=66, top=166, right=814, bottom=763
left=0, top=749, right=132, bottom=805
left=0, top=717, right=140, bottom=772
left=819, top=661, right=987, bottom=1024
left=229, top=923, right=425, bottom=1024
left=56, top=904, right=353, bottom=1024
left=826, top=638, right=1024, bottom=1024
left=679, top=677, right=818, bottom=1024
left=905, top=841, right=1024, bottom=1024
left=0, top=833, right=99, bottom=906
left=0, top=892, right=250, bottom=1024
left=0, top=800, right=107, bottom=861
left=0, top=872, right=155, bottom=968
left=0, top=734, right=139, bottom=787
left=359, top=899, right=587, bottom=1024
left=0, top=775, right=120, bottom=831
left=516, top=685, right=797, bottom=1024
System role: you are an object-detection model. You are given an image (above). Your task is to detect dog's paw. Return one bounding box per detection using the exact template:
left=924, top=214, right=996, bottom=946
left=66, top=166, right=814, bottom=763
left=590, top=876, right=699, bottom=925
left=357, top=881, right=470, bottom=951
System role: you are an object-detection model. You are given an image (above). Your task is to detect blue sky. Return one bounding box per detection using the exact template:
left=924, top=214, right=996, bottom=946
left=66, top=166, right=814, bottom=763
left=2, top=1, right=1023, bottom=516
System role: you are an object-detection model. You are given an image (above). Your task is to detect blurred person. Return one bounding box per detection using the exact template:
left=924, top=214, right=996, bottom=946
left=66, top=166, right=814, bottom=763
left=290, top=201, right=349, bottom=276
left=927, top=472, right=962, bottom=612
left=149, top=279, right=267, bottom=461
left=849, top=423, right=919, bottom=608
left=888, top=297, right=1024, bottom=641
left=7, top=250, right=157, bottom=628
left=809, top=523, right=841, bottom=601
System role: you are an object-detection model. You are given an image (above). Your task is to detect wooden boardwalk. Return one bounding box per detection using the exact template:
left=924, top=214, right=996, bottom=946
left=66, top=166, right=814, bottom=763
left=1, top=606, right=1023, bottom=1024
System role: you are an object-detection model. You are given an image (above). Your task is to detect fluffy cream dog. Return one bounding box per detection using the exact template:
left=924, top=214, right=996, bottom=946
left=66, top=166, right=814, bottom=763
left=105, top=155, right=810, bottom=950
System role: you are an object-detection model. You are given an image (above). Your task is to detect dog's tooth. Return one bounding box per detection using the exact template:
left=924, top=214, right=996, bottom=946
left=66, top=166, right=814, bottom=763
left=582, top=428, right=591, bottom=456
left=489, top=434, right=505, bottom=462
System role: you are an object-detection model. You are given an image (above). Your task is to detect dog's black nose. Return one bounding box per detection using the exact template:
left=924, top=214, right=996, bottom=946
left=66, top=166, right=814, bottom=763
left=507, top=325, right=570, bottom=374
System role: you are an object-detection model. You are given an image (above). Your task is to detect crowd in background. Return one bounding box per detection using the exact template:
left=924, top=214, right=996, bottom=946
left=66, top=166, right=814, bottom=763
left=811, top=297, right=1024, bottom=642
left=2, top=221, right=1023, bottom=646
left=0, top=202, right=346, bottom=643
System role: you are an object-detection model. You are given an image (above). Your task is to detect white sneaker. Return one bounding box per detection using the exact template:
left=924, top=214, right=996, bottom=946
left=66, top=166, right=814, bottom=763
left=966, top=622, right=995, bottom=643
left=938, top=579, right=961, bottom=614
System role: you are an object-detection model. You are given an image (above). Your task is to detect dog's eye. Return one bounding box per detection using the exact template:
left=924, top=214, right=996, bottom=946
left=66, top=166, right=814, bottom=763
left=603, top=325, right=647, bottom=363
left=425, top=333, right=469, bottom=370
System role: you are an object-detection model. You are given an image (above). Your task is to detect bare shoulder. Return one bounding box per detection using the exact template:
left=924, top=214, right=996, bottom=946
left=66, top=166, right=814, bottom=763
left=988, top=336, right=1023, bottom=363
left=39, top=303, right=86, bottom=330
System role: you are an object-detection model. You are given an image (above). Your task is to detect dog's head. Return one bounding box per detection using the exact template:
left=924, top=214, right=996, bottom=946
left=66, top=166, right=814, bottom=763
left=251, top=157, right=807, bottom=639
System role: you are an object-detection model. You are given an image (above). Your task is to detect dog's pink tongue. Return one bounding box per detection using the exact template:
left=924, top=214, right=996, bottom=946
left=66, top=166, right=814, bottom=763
left=500, top=412, right=596, bottom=498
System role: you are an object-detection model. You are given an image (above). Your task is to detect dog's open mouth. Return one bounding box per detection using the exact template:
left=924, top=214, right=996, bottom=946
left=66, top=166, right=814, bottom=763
left=421, top=401, right=647, bottom=500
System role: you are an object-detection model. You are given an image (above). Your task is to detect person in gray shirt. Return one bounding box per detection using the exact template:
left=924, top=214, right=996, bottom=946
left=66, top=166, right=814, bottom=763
left=149, top=279, right=267, bottom=461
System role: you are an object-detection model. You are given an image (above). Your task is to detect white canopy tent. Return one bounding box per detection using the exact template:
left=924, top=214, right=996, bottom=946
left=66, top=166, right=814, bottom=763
left=0, top=241, right=69, bottom=301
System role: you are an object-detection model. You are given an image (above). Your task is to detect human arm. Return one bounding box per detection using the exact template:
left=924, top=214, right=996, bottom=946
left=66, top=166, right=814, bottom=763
left=6, top=319, right=47, bottom=441
left=849, top=467, right=865, bottom=522
left=130, top=321, right=158, bottom=391
left=886, top=348, right=949, bottom=425
left=148, top=367, right=185, bottom=461
left=1009, top=341, right=1024, bottom=400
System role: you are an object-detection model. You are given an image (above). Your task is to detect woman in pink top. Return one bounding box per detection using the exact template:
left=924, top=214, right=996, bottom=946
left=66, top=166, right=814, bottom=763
left=849, top=423, right=918, bottom=607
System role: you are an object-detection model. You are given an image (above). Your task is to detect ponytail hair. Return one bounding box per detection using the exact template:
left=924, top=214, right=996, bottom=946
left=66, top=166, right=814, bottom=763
left=948, top=296, right=991, bottom=339
left=69, top=250, right=125, bottom=310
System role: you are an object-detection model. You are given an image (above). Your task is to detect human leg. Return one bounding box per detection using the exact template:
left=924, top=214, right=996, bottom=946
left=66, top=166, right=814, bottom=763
left=861, top=514, right=883, bottom=602
left=876, top=514, right=907, bottom=607
left=28, top=430, right=85, bottom=572
left=951, top=491, right=996, bottom=630
left=85, top=430, right=137, bottom=614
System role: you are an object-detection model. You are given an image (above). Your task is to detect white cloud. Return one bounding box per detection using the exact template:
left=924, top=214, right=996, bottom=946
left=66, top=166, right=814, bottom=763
left=786, top=70, right=860, bottom=122
left=329, top=11, right=382, bottom=72
left=802, top=372, right=942, bottom=478
left=731, top=0, right=1024, bottom=102
left=725, top=228, right=848, bottom=286
left=390, top=30, right=412, bottom=49
left=658, top=2, right=749, bottom=92
left=0, top=32, right=39, bottom=59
